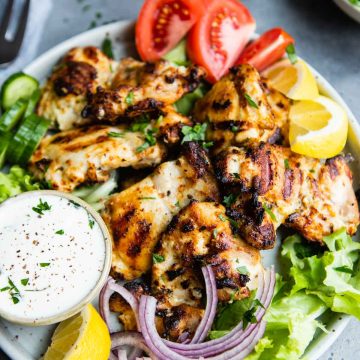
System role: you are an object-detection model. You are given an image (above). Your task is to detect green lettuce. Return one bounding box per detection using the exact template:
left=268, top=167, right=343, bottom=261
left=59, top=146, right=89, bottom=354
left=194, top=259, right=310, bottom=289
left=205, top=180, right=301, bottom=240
left=245, top=228, right=360, bottom=359
left=0, top=165, right=41, bottom=203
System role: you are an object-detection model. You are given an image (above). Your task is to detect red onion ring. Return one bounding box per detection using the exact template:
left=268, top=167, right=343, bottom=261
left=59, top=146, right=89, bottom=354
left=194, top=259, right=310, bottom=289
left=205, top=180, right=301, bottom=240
left=163, top=267, right=275, bottom=357
left=110, top=331, right=157, bottom=359
left=99, top=277, right=140, bottom=332
left=139, top=295, right=266, bottom=360
left=190, top=265, right=218, bottom=344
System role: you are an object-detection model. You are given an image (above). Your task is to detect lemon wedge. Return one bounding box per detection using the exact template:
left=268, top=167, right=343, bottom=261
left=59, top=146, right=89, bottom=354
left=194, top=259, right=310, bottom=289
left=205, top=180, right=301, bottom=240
left=289, top=96, right=348, bottom=159
left=43, top=304, right=111, bottom=360
left=262, top=58, right=319, bottom=100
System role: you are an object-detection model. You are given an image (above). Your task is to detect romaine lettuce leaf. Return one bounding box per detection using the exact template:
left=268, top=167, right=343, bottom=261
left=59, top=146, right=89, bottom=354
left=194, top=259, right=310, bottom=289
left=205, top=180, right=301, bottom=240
left=0, top=165, right=41, bottom=203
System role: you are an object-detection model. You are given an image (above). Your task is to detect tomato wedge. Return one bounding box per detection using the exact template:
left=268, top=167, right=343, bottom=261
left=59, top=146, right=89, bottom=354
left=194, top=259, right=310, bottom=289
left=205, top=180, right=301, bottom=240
left=136, top=0, right=205, bottom=61
left=236, top=28, right=295, bottom=72
left=186, top=0, right=255, bottom=83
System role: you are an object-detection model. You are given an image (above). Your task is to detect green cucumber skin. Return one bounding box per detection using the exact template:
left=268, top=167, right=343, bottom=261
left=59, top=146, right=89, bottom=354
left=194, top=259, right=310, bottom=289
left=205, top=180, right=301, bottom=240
left=6, top=115, right=41, bottom=165
left=0, top=99, right=28, bottom=133
left=0, top=133, right=11, bottom=168
left=1, top=72, right=39, bottom=111
left=18, top=117, right=51, bottom=166
left=24, top=89, right=41, bottom=118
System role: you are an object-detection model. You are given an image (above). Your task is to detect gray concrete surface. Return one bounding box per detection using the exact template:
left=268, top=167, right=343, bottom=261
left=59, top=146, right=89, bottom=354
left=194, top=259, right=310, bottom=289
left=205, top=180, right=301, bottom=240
left=1, top=0, right=360, bottom=359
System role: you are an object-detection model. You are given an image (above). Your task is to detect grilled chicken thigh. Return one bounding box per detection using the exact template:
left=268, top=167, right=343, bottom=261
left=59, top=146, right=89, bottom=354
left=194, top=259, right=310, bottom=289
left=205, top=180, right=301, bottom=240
left=29, top=125, right=166, bottom=192
left=102, top=142, right=220, bottom=280
left=37, top=47, right=117, bottom=130
left=151, top=201, right=263, bottom=340
left=82, top=59, right=206, bottom=122
left=193, top=64, right=290, bottom=152
left=215, top=143, right=359, bottom=249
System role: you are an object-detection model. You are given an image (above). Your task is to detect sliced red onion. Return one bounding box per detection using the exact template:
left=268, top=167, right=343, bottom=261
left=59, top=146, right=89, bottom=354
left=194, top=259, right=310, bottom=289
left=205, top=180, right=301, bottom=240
left=99, top=277, right=140, bottom=333
left=139, top=295, right=266, bottom=360
left=190, top=265, right=218, bottom=344
left=163, top=266, right=275, bottom=357
left=111, top=331, right=157, bottom=359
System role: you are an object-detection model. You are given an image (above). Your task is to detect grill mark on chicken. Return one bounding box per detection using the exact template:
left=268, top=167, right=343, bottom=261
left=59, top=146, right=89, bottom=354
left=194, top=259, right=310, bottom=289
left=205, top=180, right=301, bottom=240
left=127, top=220, right=152, bottom=257
left=215, top=143, right=360, bottom=249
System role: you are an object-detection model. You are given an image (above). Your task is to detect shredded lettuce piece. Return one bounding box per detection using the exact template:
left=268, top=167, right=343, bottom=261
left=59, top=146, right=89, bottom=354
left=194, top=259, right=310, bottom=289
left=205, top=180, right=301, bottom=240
left=0, top=166, right=41, bottom=203
left=163, top=38, right=188, bottom=66
left=246, top=228, right=360, bottom=359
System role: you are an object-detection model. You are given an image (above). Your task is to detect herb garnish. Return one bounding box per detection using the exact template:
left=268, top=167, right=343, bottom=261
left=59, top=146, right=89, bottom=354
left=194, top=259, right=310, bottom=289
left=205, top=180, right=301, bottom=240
left=139, top=196, right=157, bottom=200
left=218, top=214, right=227, bottom=222
left=136, top=128, right=157, bottom=153
left=334, top=266, right=353, bottom=274
left=69, top=200, right=81, bottom=208
left=231, top=126, right=238, bottom=133
left=153, top=253, right=165, bottom=264
left=125, top=91, right=135, bottom=105
left=108, top=131, right=125, bottom=138
left=181, top=123, right=207, bottom=143
left=174, top=201, right=180, bottom=208
left=55, top=229, right=64, bottom=235
left=284, top=159, right=290, bottom=170
left=223, top=194, right=237, bottom=207
left=1, top=277, right=21, bottom=304
left=88, top=215, right=95, bottom=229
left=236, top=266, right=249, bottom=275
left=263, top=203, right=277, bottom=222
left=213, top=229, right=219, bottom=238
left=101, top=37, right=114, bottom=59
left=21, top=278, right=29, bottom=286
left=32, top=199, right=51, bottom=216
left=232, top=173, right=240, bottom=179
left=244, top=93, right=259, bottom=109
left=39, top=263, right=50, bottom=268
left=286, top=44, right=298, bottom=64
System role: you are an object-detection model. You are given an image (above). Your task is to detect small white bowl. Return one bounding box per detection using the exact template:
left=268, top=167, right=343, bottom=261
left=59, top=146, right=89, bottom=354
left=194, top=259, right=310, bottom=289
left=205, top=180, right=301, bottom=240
left=334, top=0, right=360, bottom=23
left=0, top=190, right=112, bottom=326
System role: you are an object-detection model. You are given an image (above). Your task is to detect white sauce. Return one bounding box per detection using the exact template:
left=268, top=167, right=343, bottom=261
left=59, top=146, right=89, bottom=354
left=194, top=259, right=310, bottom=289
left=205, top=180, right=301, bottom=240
left=0, top=193, right=106, bottom=322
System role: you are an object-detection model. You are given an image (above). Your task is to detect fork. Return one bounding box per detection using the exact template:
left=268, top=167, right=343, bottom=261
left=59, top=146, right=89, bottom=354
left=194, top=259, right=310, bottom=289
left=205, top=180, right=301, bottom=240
left=0, top=0, right=30, bottom=67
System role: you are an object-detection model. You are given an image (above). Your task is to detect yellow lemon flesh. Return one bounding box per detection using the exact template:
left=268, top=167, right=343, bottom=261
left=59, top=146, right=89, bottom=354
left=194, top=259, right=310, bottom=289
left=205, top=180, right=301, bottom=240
left=289, top=96, right=348, bottom=159
left=43, top=304, right=111, bottom=360
left=262, top=58, right=319, bottom=100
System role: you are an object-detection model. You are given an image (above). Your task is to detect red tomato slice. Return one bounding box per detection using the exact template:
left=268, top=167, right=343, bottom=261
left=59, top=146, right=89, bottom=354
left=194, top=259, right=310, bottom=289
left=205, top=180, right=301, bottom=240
left=136, top=0, right=205, bottom=61
left=236, top=28, right=295, bottom=71
left=186, top=0, right=256, bottom=83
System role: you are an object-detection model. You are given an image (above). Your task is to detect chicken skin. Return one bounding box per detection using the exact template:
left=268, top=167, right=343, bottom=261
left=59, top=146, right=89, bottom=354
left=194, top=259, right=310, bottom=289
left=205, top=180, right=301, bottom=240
left=37, top=47, right=117, bottom=130
left=82, top=59, right=206, bottom=122
left=101, top=142, right=220, bottom=280
left=215, top=143, right=360, bottom=249
left=151, top=201, right=263, bottom=341
left=193, top=64, right=290, bottom=152
left=29, top=125, right=166, bottom=192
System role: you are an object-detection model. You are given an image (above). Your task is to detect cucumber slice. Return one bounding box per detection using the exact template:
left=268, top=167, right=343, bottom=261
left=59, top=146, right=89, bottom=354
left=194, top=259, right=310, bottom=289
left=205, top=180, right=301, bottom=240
left=1, top=72, right=39, bottom=111
left=0, top=99, right=28, bottom=133
left=6, top=114, right=41, bottom=165
left=24, top=88, right=41, bottom=118
left=0, top=132, right=12, bottom=168
left=18, top=116, right=51, bottom=165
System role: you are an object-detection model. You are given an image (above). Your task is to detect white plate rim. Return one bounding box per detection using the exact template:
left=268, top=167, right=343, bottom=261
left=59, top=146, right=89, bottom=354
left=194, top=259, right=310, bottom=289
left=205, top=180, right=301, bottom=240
left=0, top=19, right=358, bottom=360
left=333, top=0, right=360, bottom=23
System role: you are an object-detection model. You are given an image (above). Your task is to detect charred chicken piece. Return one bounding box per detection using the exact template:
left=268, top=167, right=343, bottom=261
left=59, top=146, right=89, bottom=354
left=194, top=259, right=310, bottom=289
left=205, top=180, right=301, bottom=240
left=29, top=125, right=166, bottom=192
left=151, top=201, right=263, bottom=341
left=82, top=59, right=206, bottom=122
left=215, top=143, right=360, bottom=249
left=37, top=46, right=117, bottom=130
left=101, top=142, right=220, bottom=280
left=193, top=64, right=290, bottom=152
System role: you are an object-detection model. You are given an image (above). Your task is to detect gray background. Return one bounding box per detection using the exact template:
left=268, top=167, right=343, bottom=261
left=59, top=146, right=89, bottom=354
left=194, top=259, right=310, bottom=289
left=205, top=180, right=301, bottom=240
left=1, top=0, right=360, bottom=359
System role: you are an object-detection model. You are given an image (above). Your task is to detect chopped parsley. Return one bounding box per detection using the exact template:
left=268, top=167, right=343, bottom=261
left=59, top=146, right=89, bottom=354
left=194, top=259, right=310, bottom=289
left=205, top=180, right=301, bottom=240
left=286, top=44, right=298, bottom=64
left=284, top=159, right=290, bottom=170
left=223, top=194, right=237, bottom=207
left=263, top=203, right=277, bottom=222
left=88, top=215, right=95, bottom=229
left=136, top=128, right=157, bottom=153
left=309, top=169, right=315, bottom=174
left=232, top=173, right=240, bottom=179
left=125, top=91, right=135, bottom=105
left=21, top=278, right=29, bottom=286
left=213, top=229, right=219, bottom=238
left=181, top=123, right=207, bottom=144
left=231, top=126, right=238, bottom=133
left=236, top=266, right=249, bottom=275
left=156, top=115, right=164, bottom=124
left=2, top=277, right=21, bottom=304
left=244, top=93, right=259, bottom=109
left=334, top=265, right=353, bottom=274
left=139, top=196, right=156, bottom=200
left=39, top=263, right=50, bottom=268
left=32, top=199, right=51, bottom=216
left=153, top=253, right=165, bottom=264
left=101, top=37, right=114, bottom=59
left=55, top=229, right=64, bottom=235
left=202, top=141, right=214, bottom=149
left=218, top=214, right=227, bottom=222
left=108, top=131, right=125, bottom=138
left=69, top=200, right=80, bottom=208
left=174, top=201, right=180, bottom=208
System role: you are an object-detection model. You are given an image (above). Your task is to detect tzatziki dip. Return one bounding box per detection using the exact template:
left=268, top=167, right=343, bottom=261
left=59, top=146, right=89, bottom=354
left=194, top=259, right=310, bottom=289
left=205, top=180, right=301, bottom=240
left=0, top=191, right=111, bottom=325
